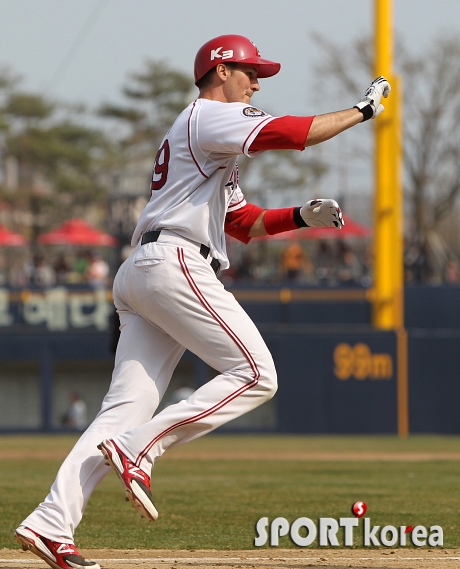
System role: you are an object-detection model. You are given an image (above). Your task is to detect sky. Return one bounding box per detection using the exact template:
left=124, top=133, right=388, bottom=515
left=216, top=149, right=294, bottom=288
left=2, top=0, right=460, bottom=116
left=2, top=0, right=460, bottom=204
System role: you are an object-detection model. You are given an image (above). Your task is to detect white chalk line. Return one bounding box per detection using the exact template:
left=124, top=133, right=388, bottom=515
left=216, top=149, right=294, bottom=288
left=1, top=556, right=460, bottom=564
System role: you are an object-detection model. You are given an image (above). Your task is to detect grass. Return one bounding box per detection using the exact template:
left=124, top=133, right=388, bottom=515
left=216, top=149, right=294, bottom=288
left=4, top=433, right=460, bottom=455
left=1, top=434, right=460, bottom=550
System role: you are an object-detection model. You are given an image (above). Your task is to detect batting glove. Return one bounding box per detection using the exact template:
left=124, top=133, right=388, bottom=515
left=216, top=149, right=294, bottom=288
left=299, top=199, right=344, bottom=229
left=354, top=76, right=391, bottom=121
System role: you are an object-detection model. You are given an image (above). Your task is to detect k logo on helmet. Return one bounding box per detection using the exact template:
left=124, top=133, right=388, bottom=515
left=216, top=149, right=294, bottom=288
left=210, top=47, right=234, bottom=61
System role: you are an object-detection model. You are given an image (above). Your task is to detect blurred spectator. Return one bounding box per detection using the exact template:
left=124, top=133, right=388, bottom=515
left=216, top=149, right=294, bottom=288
left=61, top=391, right=88, bottom=430
left=74, top=250, right=91, bottom=281
left=445, top=259, right=460, bottom=283
left=234, top=251, right=254, bottom=281
left=280, top=241, right=313, bottom=282
left=405, top=241, right=431, bottom=283
left=30, top=255, right=56, bottom=287
left=337, top=242, right=363, bottom=285
left=0, top=254, right=7, bottom=286
left=229, top=239, right=373, bottom=287
left=9, top=258, right=29, bottom=287
left=85, top=251, right=109, bottom=288
left=315, top=241, right=335, bottom=285
left=53, top=254, right=71, bottom=284
left=360, top=245, right=373, bottom=287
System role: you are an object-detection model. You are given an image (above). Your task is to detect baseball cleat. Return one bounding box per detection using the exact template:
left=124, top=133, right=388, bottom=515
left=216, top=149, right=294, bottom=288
left=14, top=525, right=100, bottom=569
left=97, top=438, right=158, bottom=522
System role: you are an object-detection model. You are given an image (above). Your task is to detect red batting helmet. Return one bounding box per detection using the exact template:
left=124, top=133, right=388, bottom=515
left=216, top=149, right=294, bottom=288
left=194, top=34, right=281, bottom=84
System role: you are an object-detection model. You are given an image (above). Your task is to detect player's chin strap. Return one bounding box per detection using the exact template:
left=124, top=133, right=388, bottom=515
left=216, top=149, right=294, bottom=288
left=141, top=230, right=221, bottom=274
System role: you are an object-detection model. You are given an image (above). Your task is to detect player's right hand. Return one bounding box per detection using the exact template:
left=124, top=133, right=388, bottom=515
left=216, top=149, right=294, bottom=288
left=300, top=199, right=344, bottom=229
left=354, top=76, right=391, bottom=121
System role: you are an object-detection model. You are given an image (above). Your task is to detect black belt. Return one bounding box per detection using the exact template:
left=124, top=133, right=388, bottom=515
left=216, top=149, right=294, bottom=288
left=141, top=230, right=221, bottom=275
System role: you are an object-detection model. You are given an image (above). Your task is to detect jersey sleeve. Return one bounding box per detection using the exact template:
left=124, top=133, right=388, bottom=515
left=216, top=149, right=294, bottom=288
left=249, top=115, right=315, bottom=152
left=196, top=101, right=276, bottom=158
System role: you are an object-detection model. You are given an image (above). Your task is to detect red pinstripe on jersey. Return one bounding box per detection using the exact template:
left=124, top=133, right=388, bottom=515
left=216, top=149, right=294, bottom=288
left=188, top=100, right=209, bottom=179
left=228, top=196, right=245, bottom=210
left=134, top=247, right=260, bottom=467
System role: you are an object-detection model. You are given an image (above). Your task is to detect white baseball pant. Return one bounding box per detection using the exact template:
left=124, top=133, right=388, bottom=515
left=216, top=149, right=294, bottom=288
left=22, top=231, right=277, bottom=542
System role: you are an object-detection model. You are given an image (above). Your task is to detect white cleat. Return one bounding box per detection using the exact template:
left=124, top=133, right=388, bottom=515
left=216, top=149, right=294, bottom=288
left=14, top=525, right=100, bottom=569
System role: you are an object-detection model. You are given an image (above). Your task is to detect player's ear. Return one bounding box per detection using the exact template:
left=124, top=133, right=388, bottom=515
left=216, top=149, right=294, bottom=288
left=215, top=63, right=230, bottom=82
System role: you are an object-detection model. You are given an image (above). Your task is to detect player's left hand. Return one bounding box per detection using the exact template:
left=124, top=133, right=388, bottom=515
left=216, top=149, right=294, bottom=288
left=354, top=76, right=391, bottom=121
left=300, top=199, right=344, bottom=229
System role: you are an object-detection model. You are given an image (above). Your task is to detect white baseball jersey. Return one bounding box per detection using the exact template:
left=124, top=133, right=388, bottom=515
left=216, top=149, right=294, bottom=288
left=131, top=99, right=276, bottom=269
left=22, top=99, right=281, bottom=546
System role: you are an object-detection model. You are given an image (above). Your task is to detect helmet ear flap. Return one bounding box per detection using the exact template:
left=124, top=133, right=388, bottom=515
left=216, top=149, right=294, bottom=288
left=194, top=34, right=280, bottom=85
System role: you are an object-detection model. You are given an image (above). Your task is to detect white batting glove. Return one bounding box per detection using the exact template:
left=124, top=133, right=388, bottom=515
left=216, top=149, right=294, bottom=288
left=354, top=76, right=391, bottom=121
left=300, top=199, right=344, bottom=229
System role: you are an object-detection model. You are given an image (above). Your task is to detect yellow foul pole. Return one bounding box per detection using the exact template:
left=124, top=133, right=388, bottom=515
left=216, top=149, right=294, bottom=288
left=373, top=0, right=408, bottom=435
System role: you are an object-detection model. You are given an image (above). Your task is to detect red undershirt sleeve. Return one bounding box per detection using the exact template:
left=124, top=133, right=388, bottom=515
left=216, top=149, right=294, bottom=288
left=249, top=115, right=315, bottom=152
left=224, top=203, right=265, bottom=244
left=225, top=204, right=308, bottom=244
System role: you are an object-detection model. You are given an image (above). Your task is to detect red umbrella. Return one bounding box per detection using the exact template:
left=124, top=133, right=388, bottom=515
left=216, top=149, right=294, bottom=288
left=38, top=218, right=117, bottom=246
left=0, top=224, right=28, bottom=246
left=259, top=215, right=371, bottom=241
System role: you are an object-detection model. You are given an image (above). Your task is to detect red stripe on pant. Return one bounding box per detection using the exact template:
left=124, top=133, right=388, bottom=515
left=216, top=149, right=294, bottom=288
left=134, top=247, right=260, bottom=467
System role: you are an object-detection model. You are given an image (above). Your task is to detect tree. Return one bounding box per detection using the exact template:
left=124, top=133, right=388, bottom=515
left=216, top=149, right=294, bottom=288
left=99, top=59, right=194, bottom=152
left=98, top=60, right=195, bottom=244
left=313, top=33, right=460, bottom=280
left=0, top=85, right=111, bottom=243
left=237, top=149, right=327, bottom=208
left=100, top=60, right=327, bottom=208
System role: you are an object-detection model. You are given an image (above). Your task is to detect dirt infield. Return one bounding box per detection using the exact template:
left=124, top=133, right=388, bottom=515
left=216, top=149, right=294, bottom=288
left=1, top=548, right=460, bottom=569
left=3, top=434, right=460, bottom=463
left=3, top=450, right=460, bottom=461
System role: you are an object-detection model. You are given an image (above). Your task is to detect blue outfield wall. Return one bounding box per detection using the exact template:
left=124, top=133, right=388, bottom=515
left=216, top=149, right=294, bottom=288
left=407, top=328, right=460, bottom=433
left=260, top=326, right=460, bottom=434
left=0, top=285, right=459, bottom=433
left=261, top=327, right=397, bottom=434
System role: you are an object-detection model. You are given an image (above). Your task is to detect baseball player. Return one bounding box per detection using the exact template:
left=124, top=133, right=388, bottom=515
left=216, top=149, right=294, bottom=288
left=15, top=35, right=390, bottom=569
